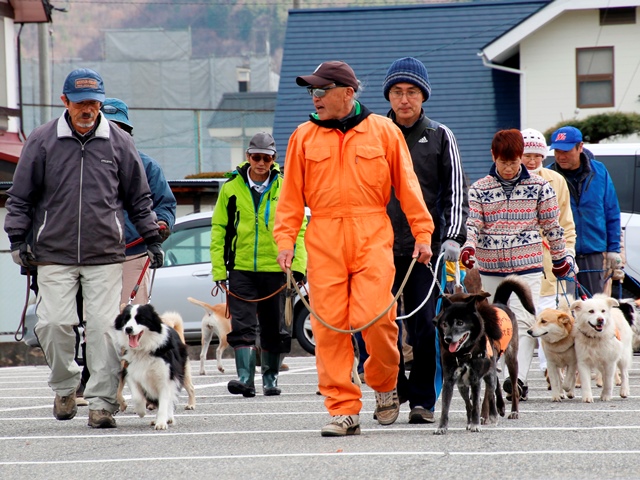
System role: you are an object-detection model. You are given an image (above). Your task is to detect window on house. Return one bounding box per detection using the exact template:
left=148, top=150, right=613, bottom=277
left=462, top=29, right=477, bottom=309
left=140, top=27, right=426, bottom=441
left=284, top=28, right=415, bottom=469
left=576, top=47, right=614, bottom=108
left=600, top=7, right=636, bottom=25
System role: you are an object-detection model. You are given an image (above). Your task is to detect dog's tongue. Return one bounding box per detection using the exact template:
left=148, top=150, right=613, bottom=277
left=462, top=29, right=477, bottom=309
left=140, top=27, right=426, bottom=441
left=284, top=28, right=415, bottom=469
left=128, top=332, right=143, bottom=348
left=448, top=341, right=460, bottom=353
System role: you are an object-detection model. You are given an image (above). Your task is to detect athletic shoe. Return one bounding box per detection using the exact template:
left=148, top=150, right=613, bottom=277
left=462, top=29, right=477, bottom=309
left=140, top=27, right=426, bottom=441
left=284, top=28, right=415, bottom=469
left=321, top=414, right=361, bottom=437
left=374, top=388, right=400, bottom=425
left=408, top=406, right=435, bottom=424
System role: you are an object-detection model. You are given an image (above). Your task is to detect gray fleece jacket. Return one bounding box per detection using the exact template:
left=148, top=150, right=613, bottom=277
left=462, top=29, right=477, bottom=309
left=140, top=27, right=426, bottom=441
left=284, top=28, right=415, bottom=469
left=4, top=111, right=160, bottom=265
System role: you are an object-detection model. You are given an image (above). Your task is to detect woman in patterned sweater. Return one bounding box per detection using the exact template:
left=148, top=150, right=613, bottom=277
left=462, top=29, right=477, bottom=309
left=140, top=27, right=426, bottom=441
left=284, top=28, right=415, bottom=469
left=460, top=129, right=574, bottom=401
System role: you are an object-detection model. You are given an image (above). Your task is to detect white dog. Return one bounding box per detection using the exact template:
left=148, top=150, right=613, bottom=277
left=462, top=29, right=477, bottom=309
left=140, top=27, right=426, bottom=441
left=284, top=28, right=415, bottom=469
left=571, top=294, right=633, bottom=403
left=187, top=297, right=231, bottom=375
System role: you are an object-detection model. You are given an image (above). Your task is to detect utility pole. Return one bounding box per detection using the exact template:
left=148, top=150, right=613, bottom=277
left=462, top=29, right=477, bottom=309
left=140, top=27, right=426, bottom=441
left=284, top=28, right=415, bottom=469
left=38, top=23, right=51, bottom=124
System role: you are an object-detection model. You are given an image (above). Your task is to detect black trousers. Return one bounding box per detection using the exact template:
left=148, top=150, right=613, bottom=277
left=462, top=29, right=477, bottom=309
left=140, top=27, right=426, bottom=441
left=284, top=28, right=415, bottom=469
left=393, top=256, right=439, bottom=411
left=227, top=270, right=291, bottom=353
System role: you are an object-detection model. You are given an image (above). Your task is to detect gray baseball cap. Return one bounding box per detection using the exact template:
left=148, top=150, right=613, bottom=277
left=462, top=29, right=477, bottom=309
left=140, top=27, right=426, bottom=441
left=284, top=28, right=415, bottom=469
left=247, top=132, right=276, bottom=156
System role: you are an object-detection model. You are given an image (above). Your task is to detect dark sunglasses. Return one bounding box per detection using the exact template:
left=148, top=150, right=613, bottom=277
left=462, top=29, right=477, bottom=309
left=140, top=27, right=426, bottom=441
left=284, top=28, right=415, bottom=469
left=249, top=154, right=274, bottom=163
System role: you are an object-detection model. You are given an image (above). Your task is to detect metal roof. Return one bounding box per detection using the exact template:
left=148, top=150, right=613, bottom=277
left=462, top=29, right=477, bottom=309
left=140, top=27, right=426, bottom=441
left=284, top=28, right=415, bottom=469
left=273, top=0, right=550, bottom=182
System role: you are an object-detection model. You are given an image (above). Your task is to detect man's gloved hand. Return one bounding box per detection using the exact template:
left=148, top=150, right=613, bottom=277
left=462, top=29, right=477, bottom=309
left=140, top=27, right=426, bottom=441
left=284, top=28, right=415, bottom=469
left=460, top=247, right=476, bottom=270
left=10, top=242, right=35, bottom=267
left=605, top=252, right=622, bottom=271
left=552, top=259, right=571, bottom=279
left=440, top=239, right=461, bottom=262
left=293, top=271, right=306, bottom=284
left=147, top=243, right=164, bottom=269
left=158, top=221, right=171, bottom=242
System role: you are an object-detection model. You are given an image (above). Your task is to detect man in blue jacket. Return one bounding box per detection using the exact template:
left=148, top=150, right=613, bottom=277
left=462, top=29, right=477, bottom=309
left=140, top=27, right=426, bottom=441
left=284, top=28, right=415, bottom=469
left=101, top=98, right=176, bottom=305
left=547, top=126, right=621, bottom=296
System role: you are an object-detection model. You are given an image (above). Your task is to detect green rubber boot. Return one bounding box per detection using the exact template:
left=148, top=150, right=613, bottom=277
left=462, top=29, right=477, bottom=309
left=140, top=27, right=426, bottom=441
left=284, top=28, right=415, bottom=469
left=261, top=351, right=282, bottom=396
left=228, top=347, right=256, bottom=398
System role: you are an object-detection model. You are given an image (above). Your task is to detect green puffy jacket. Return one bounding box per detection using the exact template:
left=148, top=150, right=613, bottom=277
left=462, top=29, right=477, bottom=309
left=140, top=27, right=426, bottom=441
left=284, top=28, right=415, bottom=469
left=210, top=162, right=307, bottom=281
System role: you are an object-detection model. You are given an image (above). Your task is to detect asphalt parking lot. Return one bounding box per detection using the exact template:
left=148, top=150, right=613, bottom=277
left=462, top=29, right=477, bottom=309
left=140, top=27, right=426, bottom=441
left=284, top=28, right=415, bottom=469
left=2, top=352, right=640, bottom=479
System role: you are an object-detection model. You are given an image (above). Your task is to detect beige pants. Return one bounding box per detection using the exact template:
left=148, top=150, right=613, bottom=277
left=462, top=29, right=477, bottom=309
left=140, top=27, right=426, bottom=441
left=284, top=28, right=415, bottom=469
left=121, top=254, right=151, bottom=305
left=35, top=264, right=123, bottom=412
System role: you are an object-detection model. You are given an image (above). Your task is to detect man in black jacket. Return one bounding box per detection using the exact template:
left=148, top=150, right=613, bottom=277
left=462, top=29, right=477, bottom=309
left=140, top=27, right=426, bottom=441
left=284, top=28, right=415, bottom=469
left=382, top=57, right=468, bottom=423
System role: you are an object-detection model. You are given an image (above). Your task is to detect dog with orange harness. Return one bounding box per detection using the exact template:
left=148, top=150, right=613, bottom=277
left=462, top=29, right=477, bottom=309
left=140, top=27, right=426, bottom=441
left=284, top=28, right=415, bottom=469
left=434, top=276, right=533, bottom=435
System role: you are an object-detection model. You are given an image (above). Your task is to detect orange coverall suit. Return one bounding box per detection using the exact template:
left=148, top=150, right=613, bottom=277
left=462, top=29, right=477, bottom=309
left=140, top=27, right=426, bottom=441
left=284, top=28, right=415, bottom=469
left=274, top=110, right=434, bottom=415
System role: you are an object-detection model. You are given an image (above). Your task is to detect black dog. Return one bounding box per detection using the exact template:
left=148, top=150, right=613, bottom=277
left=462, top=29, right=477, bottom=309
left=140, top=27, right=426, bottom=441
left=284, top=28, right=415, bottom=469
left=434, top=275, right=534, bottom=435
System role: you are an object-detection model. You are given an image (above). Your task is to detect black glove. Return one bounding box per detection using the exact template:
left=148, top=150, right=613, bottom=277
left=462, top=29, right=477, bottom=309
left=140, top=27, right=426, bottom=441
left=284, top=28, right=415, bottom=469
left=147, top=243, right=164, bottom=269
left=10, top=241, right=35, bottom=267
left=293, top=271, right=306, bottom=283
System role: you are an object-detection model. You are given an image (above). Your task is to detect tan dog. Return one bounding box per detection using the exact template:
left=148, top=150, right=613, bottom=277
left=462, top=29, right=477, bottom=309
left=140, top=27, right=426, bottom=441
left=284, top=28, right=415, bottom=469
left=187, top=297, right=231, bottom=376
left=117, top=308, right=196, bottom=412
left=528, top=308, right=577, bottom=402
left=572, top=294, right=633, bottom=403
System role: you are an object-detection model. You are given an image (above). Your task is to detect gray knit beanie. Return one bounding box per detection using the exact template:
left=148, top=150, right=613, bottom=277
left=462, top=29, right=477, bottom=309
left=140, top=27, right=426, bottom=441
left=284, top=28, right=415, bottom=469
left=383, top=57, right=431, bottom=102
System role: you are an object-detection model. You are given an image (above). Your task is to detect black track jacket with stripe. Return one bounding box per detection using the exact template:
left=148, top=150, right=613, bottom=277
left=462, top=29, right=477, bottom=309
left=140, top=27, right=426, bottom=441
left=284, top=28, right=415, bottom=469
left=386, top=111, right=468, bottom=256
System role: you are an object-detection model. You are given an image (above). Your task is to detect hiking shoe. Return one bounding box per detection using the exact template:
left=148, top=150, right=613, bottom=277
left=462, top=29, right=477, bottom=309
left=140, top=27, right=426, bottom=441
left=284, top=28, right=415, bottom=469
left=374, top=388, right=400, bottom=425
left=53, top=394, right=77, bottom=421
left=409, top=406, right=435, bottom=424
left=504, top=378, right=528, bottom=401
left=321, top=415, right=361, bottom=437
left=88, top=409, right=116, bottom=428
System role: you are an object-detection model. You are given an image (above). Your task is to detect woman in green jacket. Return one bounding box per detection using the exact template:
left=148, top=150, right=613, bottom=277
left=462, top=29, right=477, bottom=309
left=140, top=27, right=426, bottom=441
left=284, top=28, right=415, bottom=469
left=211, top=132, right=307, bottom=397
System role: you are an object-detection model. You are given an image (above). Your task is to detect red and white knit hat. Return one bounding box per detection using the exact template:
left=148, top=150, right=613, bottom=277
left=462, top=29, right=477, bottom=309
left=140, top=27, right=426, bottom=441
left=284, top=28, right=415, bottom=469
left=521, top=128, right=548, bottom=156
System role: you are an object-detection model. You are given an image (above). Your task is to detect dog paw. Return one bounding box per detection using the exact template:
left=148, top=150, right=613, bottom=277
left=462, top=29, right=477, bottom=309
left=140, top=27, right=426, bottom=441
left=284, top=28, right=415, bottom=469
left=566, top=391, right=575, bottom=399
left=582, top=396, right=594, bottom=403
left=199, top=370, right=207, bottom=376
left=507, top=412, right=519, bottom=420
left=217, top=366, right=225, bottom=373
left=153, top=421, right=168, bottom=430
left=118, top=401, right=128, bottom=412
left=552, top=395, right=563, bottom=402
left=467, top=424, right=481, bottom=433
left=433, top=428, right=447, bottom=435
left=184, top=404, right=195, bottom=411
left=600, top=394, right=612, bottom=402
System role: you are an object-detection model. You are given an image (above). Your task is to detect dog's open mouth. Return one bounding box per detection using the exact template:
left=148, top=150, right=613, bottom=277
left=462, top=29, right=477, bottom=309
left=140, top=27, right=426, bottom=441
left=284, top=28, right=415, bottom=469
left=590, top=321, right=604, bottom=332
left=448, top=332, right=470, bottom=353
left=128, top=332, right=143, bottom=348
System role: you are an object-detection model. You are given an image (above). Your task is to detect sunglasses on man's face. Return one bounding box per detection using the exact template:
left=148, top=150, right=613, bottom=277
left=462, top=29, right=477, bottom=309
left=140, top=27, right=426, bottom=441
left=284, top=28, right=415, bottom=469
left=249, top=154, right=274, bottom=163
left=306, top=84, right=343, bottom=98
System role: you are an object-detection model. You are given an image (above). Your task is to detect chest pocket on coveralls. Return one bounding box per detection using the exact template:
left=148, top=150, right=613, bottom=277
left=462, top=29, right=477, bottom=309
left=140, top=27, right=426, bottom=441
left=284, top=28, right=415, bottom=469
left=305, top=147, right=332, bottom=193
left=355, top=145, right=386, bottom=189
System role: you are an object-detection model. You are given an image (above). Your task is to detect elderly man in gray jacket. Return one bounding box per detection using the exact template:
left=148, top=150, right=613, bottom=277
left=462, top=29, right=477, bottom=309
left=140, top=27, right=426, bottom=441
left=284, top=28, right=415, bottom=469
left=4, top=68, right=163, bottom=429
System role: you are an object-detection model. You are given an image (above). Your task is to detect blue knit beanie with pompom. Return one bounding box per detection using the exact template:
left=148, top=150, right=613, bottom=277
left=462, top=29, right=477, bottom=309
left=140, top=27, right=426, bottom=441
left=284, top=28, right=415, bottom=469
left=383, top=57, right=431, bottom=102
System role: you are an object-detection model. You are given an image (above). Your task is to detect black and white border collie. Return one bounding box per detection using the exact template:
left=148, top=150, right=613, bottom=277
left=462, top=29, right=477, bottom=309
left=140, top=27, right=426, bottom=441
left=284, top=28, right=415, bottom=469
left=114, top=304, right=191, bottom=430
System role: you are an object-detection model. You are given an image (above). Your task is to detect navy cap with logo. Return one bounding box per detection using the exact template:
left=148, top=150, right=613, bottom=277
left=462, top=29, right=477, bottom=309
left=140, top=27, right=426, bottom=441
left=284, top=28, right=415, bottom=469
left=296, top=61, right=359, bottom=91
left=102, top=98, right=133, bottom=130
left=550, top=126, right=583, bottom=151
left=63, top=68, right=105, bottom=103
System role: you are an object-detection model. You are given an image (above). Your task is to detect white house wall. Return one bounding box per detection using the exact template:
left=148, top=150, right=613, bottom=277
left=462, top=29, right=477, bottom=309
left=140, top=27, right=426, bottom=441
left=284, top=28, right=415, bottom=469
left=521, top=8, right=640, bottom=132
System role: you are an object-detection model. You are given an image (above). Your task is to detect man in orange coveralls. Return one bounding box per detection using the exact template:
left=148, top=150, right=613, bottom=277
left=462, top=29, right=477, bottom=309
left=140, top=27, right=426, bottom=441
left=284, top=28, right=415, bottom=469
left=274, top=61, right=435, bottom=437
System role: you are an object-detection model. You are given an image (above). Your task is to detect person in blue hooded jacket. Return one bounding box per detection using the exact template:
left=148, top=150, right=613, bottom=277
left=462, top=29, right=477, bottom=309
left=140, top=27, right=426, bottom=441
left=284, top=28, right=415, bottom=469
left=101, top=98, right=177, bottom=304
left=547, top=126, right=621, bottom=296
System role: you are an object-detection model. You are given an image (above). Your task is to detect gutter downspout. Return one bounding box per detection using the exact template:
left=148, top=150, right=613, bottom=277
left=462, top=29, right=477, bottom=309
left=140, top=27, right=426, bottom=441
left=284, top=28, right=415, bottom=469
left=478, top=52, right=526, bottom=129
